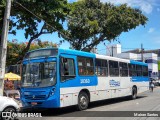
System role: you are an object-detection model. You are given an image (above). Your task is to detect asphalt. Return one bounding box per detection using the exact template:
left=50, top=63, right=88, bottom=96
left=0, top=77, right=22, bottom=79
left=19, top=87, right=160, bottom=120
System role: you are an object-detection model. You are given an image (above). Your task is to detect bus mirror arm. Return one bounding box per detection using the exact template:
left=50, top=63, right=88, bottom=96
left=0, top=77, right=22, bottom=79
left=61, top=58, right=69, bottom=75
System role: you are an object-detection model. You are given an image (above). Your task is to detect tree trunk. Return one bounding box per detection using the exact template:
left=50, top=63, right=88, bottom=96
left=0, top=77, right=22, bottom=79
left=17, top=33, right=42, bottom=63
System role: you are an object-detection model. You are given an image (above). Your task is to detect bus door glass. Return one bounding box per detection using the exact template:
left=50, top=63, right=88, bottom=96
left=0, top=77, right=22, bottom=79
left=60, top=55, right=76, bottom=82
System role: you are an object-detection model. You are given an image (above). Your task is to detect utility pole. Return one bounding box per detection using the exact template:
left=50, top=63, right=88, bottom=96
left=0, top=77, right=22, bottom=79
left=141, top=43, right=144, bottom=62
left=0, top=0, right=12, bottom=96
left=111, top=46, right=114, bottom=57
left=104, top=43, right=111, bottom=56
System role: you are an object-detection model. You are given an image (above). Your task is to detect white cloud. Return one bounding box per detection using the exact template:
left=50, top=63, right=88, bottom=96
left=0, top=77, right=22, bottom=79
left=153, top=37, right=160, bottom=43
left=100, top=0, right=154, bottom=14
left=68, top=0, right=77, bottom=3
left=68, top=0, right=159, bottom=14
left=148, top=28, right=155, bottom=33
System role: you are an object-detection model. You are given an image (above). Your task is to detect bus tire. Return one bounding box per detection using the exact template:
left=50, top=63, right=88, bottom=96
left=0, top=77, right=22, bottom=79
left=132, top=87, right=137, bottom=100
left=77, top=92, right=89, bottom=111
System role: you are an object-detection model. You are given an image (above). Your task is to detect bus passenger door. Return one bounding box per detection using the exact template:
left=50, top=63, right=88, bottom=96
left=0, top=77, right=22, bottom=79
left=59, top=55, right=77, bottom=107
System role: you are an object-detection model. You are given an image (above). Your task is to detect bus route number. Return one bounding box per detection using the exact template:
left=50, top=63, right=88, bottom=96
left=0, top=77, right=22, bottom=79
left=80, top=79, right=90, bottom=84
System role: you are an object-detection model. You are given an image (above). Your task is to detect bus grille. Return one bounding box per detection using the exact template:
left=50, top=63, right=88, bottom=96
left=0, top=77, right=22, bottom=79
left=24, top=95, right=48, bottom=100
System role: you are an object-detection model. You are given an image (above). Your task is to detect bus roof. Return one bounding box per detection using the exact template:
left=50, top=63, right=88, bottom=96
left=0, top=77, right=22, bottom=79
left=25, top=48, right=148, bottom=66
left=58, top=48, right=95, bottom=58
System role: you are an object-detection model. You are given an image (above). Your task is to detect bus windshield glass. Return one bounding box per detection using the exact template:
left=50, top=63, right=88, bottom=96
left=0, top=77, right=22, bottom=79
left=22, top=62, right=56, bottom=88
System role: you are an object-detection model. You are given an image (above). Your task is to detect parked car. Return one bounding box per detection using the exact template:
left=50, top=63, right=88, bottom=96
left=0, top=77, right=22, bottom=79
left=0, top=96, right=20, bottom=120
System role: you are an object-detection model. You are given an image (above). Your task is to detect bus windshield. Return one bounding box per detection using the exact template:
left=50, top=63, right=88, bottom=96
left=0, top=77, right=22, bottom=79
left=22, top=62, right=56, bottom=88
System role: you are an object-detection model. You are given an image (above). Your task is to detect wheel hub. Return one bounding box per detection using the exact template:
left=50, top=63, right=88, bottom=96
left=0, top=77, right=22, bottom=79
left=80, top=96, right=87, bottom=106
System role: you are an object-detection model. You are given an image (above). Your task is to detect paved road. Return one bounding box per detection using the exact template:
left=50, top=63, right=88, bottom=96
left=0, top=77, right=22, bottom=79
left=19, top=87, right=160, bottom=120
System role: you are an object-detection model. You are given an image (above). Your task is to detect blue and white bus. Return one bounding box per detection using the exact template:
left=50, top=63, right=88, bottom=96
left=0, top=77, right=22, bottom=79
left=20, top=48, right=149, bottom=110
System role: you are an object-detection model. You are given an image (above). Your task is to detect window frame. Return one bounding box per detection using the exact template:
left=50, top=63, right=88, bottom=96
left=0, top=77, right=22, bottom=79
left=95, top=59, right=108, bottom=77
left=60, top=57, right=76, bottom=82
left=136, top=65, right=142, bottom=76
left=119, top=62, right=128, bottom=77
left=77, top=56, right=94, bottom=76
left=142, top=66, right=148, bottom=77
left=129, top=64, right=137, bottom=76
left=109, top=60, right=119, bottom=77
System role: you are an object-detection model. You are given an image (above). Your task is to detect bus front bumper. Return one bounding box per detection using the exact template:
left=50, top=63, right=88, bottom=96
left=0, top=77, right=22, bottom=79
left=21, top=97, right=59, bottom=109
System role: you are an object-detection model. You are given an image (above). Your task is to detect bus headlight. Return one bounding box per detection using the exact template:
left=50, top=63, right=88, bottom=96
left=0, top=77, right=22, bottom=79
left=50, top=88, right=56, bottom=96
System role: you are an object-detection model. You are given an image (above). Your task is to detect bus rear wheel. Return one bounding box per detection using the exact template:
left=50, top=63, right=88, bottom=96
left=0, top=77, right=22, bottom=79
left=77, top=92, right=89, bottom=111
left=132, top=87, right=137, bottom=100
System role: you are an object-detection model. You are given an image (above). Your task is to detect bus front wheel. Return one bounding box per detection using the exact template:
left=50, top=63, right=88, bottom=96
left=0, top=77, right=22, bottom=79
left=132, top=87, right=137, bottom=99
left=77, top=92, right=89, bottom=111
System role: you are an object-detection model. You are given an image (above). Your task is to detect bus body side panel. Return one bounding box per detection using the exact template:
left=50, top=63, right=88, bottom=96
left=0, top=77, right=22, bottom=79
left=130, top=60, right=149, bottom=94
left=20, top=48, right=150, bottom=109
left=94, top=55, right=131, bottom=101
left=92, top=55, right=149, bottom=101
left=131, top=77, right=149, bottom=94
left=94, top=77, right=132, bottom=101
left=59, top=51, right=98, bottom=107
left=60, top=86, right=97, bottom=107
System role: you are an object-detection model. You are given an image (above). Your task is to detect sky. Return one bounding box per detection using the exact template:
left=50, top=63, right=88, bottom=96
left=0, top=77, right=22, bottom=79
left=8, top=0, right=160, bottom=55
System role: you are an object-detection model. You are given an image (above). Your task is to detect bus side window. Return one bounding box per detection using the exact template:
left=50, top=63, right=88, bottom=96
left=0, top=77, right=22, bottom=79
left=60, top=57, right=76, bottom=81
left=109, top=60, right=119, bottom=77
left=129, top=64, right=136, bottom=76
left=95, top=59, right=108, bottom=76
left=78, top=57, right=94, bottom=76
left=119, top=62, right=128, bottom=77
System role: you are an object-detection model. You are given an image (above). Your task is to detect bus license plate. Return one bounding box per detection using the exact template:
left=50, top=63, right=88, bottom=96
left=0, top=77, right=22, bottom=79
left=31, top=102, right=37, bottom=106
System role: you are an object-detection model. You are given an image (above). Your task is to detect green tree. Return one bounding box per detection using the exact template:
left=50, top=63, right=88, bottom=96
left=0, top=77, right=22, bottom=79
left=64, top=0, right=148, bottom=51
left=7, top=40, right=26, bottom=66
left=0, top=0, right=70, bottom=60
left=158, top=61, right=160, bottom=71
left=7, top=40, right=57, bottom=66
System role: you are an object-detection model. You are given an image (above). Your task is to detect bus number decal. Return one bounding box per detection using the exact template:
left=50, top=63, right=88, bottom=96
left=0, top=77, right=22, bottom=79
left=80, top=79, right=90, bottom=84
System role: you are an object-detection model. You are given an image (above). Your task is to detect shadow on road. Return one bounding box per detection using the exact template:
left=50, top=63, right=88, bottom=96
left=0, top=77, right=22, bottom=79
left=21, top=95, right=147, bottom=117
left=88, top=95, right=147, bottom=109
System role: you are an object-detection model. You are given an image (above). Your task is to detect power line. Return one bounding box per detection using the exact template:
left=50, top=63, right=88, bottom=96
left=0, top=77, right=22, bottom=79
left=98, top=47, right=159, bottom=51
left=13, top=1, right=71, bottom=40
left=11, top=1, right=160, bottom=54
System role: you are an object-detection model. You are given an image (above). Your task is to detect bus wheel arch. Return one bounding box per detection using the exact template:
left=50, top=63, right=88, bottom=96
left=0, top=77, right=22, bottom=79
left=77, top=89, right=90, bottom=111
left=132, top=85, right=137, bottom=99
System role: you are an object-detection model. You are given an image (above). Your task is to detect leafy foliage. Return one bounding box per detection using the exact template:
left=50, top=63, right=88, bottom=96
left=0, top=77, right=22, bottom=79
left=10, top=0, right=70, bottom=38
left=1, top=0, right=70, bottom=60
left=64, top=0, right=148, bottom=51
left=7, top=40, right=57, bottom=66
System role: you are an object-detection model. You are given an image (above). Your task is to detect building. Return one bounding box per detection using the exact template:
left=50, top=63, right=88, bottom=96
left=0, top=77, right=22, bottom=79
left=106, top=44, right=159, bottom=79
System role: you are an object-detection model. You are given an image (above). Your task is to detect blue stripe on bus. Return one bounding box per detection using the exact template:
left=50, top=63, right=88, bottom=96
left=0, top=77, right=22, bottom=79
left=131, top=77, right=149, bottom=82
left=60, top=76, right=98, bottom=88
left=130, top=60, right=148, bottom=66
